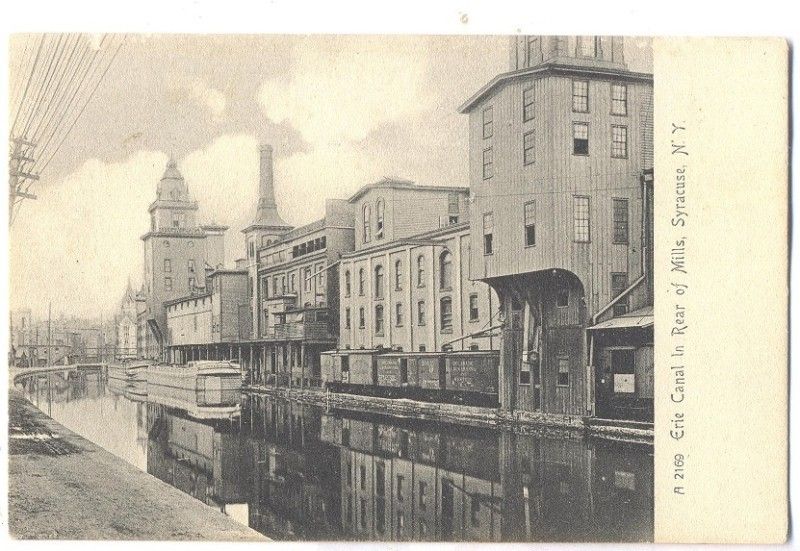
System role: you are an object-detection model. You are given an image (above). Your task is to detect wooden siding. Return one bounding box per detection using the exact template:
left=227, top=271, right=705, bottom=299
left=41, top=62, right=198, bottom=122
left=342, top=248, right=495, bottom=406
left=468, top=72, right=652, bottom=319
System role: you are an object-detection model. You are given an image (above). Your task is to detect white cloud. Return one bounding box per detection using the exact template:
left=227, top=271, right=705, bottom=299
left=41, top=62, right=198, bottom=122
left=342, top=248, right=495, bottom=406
left=190, top=81, right=227, bottom=119
left=10, top=150, right=167, bottom=318
left=258, top=36, right=432, bottom=147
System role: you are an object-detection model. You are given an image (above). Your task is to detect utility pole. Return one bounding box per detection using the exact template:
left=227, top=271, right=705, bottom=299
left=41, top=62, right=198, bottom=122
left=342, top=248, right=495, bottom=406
left=9, top=137, right=38, bottom=225
left=47, top=302, right=52, bottom=367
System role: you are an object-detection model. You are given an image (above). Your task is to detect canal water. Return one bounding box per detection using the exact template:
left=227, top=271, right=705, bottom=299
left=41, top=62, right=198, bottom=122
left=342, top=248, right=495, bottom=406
left=15, top=370, right=653, bottom=542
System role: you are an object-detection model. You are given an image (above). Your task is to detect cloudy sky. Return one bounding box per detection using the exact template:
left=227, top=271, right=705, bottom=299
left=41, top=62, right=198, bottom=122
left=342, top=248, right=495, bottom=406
left=9, top=34, right=652, bottom=319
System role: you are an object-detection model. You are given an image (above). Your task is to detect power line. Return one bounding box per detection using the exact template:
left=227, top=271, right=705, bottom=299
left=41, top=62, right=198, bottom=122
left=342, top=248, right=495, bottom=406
left=37, top=36, right=125, bottom=175
left=28, top=34, right=88, bottom=146
left=10, top=35, right=46, bottom=135
left=20, top=34, right=70, bottom=140
left=28, top=36, right=97, bottom=161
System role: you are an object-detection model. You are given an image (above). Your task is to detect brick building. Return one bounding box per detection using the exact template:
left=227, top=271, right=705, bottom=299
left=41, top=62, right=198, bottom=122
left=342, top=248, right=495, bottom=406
left=137, top=158, right=228, bottom=360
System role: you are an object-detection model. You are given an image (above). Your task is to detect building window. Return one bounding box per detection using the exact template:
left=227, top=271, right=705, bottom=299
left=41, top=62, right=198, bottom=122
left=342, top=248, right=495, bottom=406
left=358, top=307, right=365, bottom=329
left=375, top=304, right=384, bottom=334
left=344, top=270, right=351, bottom=296
left=483, top=212, right=494, bottom=254
left=290, top=273, right=296, bottom=293
left=612, top=272, right=629, bottom=315
left=572, top=80, right=589, bottom=112
left=524, top=201, right=536, bottom=247
left=417, top=300, right=426, bottom=326
left=397, top=475, right=404, bottom=501
left=358, top=268, right=365, bottom=296
left=523, top=85, right=535, bottom=122
left=523, top=130, right=535, bottom=165
left=376, top=198, right=385, bottom=239
left=187, top=259, right=195, bottom=274
left=447, top=192, right=460, bottom=215
left=573, top=122, right=589, bottom=155
left=188, top=277, right=195, bottom=290
left=419, top=481, right=427, bottom=510
left=304, top=267, right=312, bottom=292
left=519, top=361, right=531, bottom=385
left=394, top=260, right=402, bottom=290
left=164, top=277, right=172, bottom=290
left=577, top=36, right=597, bottom=58
left=395, top=303, right=403, bottom=327
left=440, top=297, right=453, bottom=331
left=482, top=106, right=493, bottom=139
left=163, top=259, right=171, bottom=272
left=419, top=344, right=426, bottom=352
left=611, top=125, right=628, bottom=158
left=439, top=251, right=452, bottom=290
left=613, top=198, right=629, bottom=244
left=526, top=36, right=539, bottom=65
left=344, top=308, right=351, bottom=329
left=374, top=265, right=384, bottom=299
left=469, top=293, right=479, bottom=321
left=557, top=357, right=570, bottom=386
left=611, top=83, right=627, bottom=115
left=363, top=204, right=371, bottom=243
left=556, top=288, right=569, bottom=308
left=482, top=147, right=493, bottom=180
left=416, top=255, right=425, bottom=286
left=573, top=196, right=590, bottom=242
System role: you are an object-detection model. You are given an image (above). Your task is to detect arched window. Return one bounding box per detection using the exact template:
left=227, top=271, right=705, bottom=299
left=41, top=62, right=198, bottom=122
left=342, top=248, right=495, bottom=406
left=440, top=297, right=453, bottom=331
left=344, top=270, right=351, bottom=296
left=358, top=268, right=365, bottom=296
left=417, top=255, right=426, bottom=286
left=376, top=198, right=385, bottom=239
left=374, top=265, right=384, bottom=299
left=363, top=204, right=372, bottom=243
left=439, top=251, right=452, bottom=290
left=394, top=259, right=402, bottom=290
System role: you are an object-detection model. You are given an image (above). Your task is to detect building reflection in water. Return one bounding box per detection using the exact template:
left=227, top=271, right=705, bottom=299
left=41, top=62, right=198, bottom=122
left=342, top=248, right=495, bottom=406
left=15, top=375, right=653, bottom=542
left=147, top=392, right=652, bottom=541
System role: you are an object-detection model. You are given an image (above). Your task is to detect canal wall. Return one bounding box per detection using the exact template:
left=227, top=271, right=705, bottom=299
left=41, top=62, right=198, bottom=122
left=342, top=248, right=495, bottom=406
left=244, top=384, right=654, bottom=443
left=8, top=389, right=267, bottom=541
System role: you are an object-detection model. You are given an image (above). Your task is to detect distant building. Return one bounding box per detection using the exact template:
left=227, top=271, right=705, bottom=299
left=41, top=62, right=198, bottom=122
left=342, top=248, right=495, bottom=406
left=137, top=159, right=228, bottom=360
left=459, top=35, right=653, bottom=421
left=115, top=279, right=138, bottom=360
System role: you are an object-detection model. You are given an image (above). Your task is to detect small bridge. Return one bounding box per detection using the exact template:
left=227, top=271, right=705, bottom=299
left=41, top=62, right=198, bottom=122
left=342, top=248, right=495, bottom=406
left=10, top=363, right=107, bottom=385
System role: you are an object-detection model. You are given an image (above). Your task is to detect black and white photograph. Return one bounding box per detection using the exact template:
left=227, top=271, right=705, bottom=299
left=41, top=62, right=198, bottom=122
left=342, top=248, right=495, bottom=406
left=4, top=12, right=791, bottom=545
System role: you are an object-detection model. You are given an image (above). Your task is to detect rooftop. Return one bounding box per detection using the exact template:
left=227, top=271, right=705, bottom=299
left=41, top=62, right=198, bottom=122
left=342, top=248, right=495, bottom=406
left=459, top=62, right=653, bottom=114
left=347, top=177, right=469, bottom=203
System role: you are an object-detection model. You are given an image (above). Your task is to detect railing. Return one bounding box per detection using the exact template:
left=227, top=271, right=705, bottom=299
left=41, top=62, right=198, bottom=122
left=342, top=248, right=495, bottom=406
left=259, top=321, right=335, bottom=342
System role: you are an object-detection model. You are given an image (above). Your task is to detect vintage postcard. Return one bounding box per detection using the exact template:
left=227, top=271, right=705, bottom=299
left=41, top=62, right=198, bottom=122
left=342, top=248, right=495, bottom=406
left=4, top=29, right=789, bottom=545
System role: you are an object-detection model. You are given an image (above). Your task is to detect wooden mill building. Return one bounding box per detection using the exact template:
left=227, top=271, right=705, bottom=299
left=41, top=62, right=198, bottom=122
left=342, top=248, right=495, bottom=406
left=458, top=36, right=654, bottom=421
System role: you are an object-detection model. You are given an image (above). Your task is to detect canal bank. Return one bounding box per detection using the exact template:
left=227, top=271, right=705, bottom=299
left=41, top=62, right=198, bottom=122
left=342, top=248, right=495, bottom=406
left=245, top=384, right=654, bottom=444
left=8, top=388, right=266, bottom=541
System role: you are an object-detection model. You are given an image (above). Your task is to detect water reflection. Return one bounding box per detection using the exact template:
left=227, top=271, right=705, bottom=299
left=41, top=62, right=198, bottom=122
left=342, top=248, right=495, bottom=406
left=16, top=374, right=653, bottom=542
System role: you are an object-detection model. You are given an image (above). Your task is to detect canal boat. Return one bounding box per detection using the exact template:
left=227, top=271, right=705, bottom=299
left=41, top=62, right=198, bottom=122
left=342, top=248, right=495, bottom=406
left=146, top=381, right=241, bottom=420
left=146, top=360, right=242, bottom=392
left=107, top=360, right=151, bottom=382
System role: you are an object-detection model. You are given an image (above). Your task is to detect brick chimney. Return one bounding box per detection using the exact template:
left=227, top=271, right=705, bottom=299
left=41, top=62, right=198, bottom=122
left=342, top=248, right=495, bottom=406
left=252, top=144, right=289, bottom=227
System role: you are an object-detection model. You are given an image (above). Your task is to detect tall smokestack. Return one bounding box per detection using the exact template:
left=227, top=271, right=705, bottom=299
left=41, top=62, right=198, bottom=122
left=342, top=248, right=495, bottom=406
left=252, top=144, right=289, bottom=227
left=258, top=144, right=276, bottom=211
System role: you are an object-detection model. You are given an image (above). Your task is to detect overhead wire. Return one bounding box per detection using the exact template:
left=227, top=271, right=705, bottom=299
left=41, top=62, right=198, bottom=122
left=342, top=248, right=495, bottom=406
left=28, top=34, right=88, bottom=147
left=36, top=35, right=125, bottom=175
left=19, top=34, right=67, bottom=140
left=28, top=35, right=98, bottom=164
left=10, top=34, right=46, bottom=136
